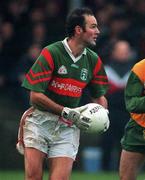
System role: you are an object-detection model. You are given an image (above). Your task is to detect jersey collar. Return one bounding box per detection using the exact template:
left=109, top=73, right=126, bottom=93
left=62, top=37, right=86, bottom=63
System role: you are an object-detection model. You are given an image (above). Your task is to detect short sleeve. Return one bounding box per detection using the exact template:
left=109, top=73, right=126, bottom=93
left=22, top=48, right=54, bottom=92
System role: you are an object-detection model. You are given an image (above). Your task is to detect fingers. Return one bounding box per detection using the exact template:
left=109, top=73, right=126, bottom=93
left=61, top=107, right=81, bottom=123
left=68, top=110, right=80, bottom=122
left=76, top=116, right=91, bottom=131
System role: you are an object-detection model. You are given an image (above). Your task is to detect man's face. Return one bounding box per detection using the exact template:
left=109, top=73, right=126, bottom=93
left=81, top=15, right=100, bottom=46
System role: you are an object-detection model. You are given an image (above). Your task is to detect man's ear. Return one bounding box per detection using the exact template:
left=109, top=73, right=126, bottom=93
left=75, top=25, right=83, bottom=35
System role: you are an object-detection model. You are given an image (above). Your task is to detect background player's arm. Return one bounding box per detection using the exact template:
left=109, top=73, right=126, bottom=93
left=125, top=72, right=145, bottom=113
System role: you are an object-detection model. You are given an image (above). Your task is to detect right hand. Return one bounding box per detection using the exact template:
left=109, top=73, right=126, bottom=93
left=61, top=107, right=81, bottom=123
left=61, top=105, right=91, bottom=130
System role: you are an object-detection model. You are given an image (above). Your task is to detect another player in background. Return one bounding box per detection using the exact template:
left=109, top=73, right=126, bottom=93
left=119, top=59, right=145, bottom=180
left=101, top=40, right=136, bottom=170
left=17, top=7, right=108, bottom=180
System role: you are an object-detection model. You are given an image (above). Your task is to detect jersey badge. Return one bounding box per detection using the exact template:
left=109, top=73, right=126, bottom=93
left=80, top=68, right=88, bottom=81
left=58, top=65, right=67, bottom=74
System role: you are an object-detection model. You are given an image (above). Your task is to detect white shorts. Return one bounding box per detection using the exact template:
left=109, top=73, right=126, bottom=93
left=23, top=109, right=80, bottom=160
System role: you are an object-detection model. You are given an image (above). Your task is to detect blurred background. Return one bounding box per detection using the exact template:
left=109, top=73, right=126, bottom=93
left=0, top=0, right=145, bottom=173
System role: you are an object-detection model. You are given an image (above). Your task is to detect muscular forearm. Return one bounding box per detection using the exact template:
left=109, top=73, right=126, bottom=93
left=30, top=91, right=63, bottom=115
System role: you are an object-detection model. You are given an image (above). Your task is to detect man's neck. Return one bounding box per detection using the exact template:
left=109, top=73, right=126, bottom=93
left=67, top=37, right=85, bottom=58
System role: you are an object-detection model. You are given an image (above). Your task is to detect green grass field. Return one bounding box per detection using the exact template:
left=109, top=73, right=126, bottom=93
left=0, top=170, right=145, bottom=180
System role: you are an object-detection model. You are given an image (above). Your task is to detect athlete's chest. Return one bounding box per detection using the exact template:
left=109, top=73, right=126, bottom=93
left=52, top=54, right=93, bottom=83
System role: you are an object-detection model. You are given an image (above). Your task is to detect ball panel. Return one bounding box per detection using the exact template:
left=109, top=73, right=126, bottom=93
left=81, top=103, right=110, bottom=134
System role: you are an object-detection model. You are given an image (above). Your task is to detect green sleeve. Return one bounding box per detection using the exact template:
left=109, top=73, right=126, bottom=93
left=88, top=57, right=108, bottom=98
left=125, top=71, right=145, bottom=113
left=22, top=48, right=54, bottom=93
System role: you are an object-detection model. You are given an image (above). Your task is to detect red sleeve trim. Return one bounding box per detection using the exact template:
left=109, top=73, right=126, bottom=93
left=25, top=74, right=51, bottom=85
left=41, top=48, right=54, bottom=70
left=29, top=69, right=51, bottom=78
left=93, top=57, right=102, bottom=75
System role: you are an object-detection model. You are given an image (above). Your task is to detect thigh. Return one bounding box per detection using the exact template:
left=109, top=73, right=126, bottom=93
left=24, top=147, right=46, bottom=179
left=119, top=150, right=145, bottom=180
left=49, top=157, right=74, bottom=180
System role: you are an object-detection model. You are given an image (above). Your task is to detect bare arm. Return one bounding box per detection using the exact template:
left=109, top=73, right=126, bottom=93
left=91, top=95, right=108, bottom=109
left=30, top=91, right=64, bottom=115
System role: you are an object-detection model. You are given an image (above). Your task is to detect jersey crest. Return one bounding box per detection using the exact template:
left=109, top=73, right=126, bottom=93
left=80, top=68, right=88, bottom=81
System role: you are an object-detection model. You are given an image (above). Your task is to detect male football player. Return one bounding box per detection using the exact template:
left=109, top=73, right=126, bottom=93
left=17, top=7, right=108, bottom=180
left=119, top=59, right=145, bottom=180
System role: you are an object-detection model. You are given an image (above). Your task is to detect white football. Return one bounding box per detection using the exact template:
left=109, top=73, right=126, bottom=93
left=81, top=103, right=110, bottom=133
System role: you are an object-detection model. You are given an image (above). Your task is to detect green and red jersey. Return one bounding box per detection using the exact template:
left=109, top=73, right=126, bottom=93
left=22, top=41, right=108, bottom=109
left=125, top=59, right=145, bottom=127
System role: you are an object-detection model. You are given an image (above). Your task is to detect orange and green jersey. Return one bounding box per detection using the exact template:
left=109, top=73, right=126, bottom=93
left=22, top=41, right=108, bottom=109
left=125, top=59, right=145, bottom=127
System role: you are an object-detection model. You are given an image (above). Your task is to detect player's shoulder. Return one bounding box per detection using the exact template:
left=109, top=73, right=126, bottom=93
left=133, top=59, right=145, bottom=68
left=45, top=41, right=62, bottom=50
left=86, top=47, right=98, bottom=56
left=132, top=59, right=145, bottom=72
left=86, top=47, right=99, bottom=61
left=132, top=59, right=145, bottom=81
